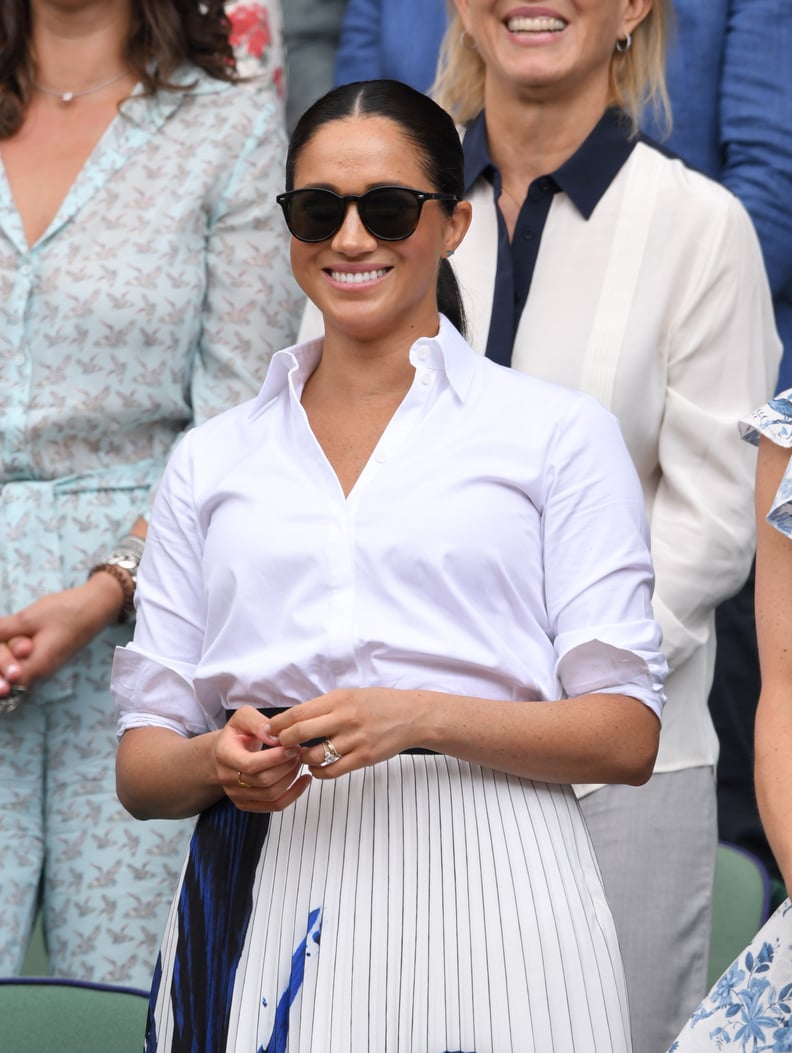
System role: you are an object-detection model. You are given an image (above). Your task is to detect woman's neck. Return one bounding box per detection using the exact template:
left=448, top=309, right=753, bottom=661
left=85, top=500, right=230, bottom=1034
left=30, top=0, right=132, bottom=92
left=309, top=320, right=442, bottom=404
left=482, top=76, right=609, bottom=196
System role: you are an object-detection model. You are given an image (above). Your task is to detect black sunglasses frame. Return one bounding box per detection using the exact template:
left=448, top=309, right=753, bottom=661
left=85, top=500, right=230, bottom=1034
left=276, top=185, right=459, bottom=243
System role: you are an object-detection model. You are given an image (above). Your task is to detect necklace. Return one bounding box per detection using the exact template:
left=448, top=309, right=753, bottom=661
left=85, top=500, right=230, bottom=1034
left=32, top=71, right=127, bottom=104
left=499, top=183, right=525, bottom=209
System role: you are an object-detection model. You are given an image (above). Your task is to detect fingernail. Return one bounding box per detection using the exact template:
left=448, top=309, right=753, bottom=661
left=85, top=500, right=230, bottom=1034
left=6, top=664, right=21, bottom=678
left=284, top=748, right=300, bottom=759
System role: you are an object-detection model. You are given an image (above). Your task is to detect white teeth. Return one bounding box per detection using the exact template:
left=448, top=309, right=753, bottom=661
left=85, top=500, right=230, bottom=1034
left=329, top=269, right=387, bottom=284
left=507, top=15, right=567, bottom=32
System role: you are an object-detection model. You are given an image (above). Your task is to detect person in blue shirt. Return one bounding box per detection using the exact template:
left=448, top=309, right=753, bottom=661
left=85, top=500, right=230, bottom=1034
left=334, top=0, right=447, bottom=94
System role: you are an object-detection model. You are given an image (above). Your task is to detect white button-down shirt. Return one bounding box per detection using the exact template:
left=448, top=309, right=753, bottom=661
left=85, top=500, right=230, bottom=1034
left=113, top=318, right=666, bottom=738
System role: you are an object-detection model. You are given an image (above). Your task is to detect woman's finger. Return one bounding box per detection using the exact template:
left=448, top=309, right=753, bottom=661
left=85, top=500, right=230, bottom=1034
left=229, top=770, right=312, bottom=813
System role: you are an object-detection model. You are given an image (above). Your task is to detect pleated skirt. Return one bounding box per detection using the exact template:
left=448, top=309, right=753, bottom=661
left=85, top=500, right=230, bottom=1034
left=145, top=754, right=632, bottom=1053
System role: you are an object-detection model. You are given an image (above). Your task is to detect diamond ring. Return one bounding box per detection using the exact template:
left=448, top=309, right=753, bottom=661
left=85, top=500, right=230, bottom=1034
left=320, top=738, right=342, bottom=767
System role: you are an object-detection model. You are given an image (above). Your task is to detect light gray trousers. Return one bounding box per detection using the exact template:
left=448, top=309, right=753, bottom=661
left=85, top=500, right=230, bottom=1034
left=580, top=766, right=717, bottom=1053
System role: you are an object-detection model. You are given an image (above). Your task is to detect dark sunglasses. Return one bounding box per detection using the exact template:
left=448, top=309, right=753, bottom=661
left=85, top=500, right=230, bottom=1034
left=276, top=185, right=459, bottom=243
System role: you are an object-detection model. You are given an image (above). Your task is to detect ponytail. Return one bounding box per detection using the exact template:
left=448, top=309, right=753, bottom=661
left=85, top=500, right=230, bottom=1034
left=437, top=258, right=467, bottom=338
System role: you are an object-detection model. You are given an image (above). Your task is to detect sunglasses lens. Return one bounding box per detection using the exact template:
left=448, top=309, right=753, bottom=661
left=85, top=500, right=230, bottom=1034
left=286, top=190, right=343, bottom=242
left=360, top=188, right=421, bottom=240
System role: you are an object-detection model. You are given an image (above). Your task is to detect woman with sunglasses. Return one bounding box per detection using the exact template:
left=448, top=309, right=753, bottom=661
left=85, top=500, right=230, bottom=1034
left=114, top=79, right=666, bottom=1052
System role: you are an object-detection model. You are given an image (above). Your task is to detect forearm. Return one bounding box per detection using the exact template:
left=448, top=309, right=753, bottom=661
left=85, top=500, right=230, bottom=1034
left=116, top=726, right=225, bottom=820
left=754, top=437, right=792, bottom=888
left=755, top=688, right=792, bottom=891
left=273, top=688, right=661, bottom=787
left=414, top=691, right=660, bottom=786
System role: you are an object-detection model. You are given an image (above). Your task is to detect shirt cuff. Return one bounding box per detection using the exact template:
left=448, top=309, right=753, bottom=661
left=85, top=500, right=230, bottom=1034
left=112, top=645, right=218, bottom=738
left=555, top=635, right=667, bottom=720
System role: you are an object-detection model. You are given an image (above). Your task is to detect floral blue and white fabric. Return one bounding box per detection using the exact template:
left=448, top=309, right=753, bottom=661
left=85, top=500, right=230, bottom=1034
left=741, top=388, right=792, bottom=539
left=668, top=899, right=792, bottom=1052
left=667, top=391, right=792, bottom=1051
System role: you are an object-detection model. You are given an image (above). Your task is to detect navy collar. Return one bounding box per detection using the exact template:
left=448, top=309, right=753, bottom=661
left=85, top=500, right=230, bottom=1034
left=463, top=108, right=637, bottom=219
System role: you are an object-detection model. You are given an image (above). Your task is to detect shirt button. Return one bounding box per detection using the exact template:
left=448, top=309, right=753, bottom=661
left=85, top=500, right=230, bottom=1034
left=418, top=346, right=429, bottom=360
left=15, top=353, right=26, bottom=366
left=20, top=265, right=32, bottom=277
left=521, top=230, right=535, bottom=241
left=420, top=370, right=431, bottom=385
left=375, top=450, right=386, bottom=463
left=540, top=178, right=551, bottom=191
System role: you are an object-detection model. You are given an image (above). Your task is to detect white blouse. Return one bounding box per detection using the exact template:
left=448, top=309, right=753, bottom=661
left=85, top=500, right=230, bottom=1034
left=113, top=319, right=666, bottom=738
left=452, top=141, right=781, bottom=782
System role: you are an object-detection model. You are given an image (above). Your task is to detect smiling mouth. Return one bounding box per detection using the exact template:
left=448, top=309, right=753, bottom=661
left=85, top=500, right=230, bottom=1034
left=326, top=268, right=390, bottom=284
left=505, top=15, right=567, bottom=33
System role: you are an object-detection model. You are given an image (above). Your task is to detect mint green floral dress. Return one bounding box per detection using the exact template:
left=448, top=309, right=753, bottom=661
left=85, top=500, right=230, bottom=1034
left=668, top=390, right=792, bottom=1052
left=0, top=69, right=301, bottom=987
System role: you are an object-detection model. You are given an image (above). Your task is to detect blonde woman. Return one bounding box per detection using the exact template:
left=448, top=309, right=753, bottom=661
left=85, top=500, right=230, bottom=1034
left=431, top=2, right=781, bottom=1050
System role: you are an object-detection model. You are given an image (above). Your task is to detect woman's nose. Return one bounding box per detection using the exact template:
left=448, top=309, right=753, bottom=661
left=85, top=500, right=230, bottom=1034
left=330, top=201, right=378, bottom=253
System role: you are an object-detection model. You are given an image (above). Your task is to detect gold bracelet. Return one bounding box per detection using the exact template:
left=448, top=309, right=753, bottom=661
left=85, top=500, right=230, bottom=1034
left=88, top=563, right=135, bottom=623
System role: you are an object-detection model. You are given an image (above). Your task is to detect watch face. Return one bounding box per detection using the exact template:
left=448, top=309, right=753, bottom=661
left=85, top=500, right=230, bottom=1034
left=116, top=557, right=137, bottom=571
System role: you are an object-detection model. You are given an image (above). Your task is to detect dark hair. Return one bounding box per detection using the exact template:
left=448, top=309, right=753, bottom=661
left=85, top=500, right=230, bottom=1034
left=287, top=79, right=468, bottom=337
left=0, top=0, right=236, bottom=139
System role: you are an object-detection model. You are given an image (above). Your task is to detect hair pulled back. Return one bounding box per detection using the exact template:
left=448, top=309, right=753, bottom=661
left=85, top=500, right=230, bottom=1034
left=287, top=79, right=468, bottom=337
left=0, top=0, right=237, bottom=139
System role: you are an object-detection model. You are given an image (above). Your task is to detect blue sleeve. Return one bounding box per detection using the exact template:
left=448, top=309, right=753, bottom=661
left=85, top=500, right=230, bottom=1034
left=718, top=0, right=792, bottom=297
left=334, top=0, right=382, bottom=85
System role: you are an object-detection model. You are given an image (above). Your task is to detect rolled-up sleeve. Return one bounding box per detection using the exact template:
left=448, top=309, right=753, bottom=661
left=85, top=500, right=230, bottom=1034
left=541, top=397, right=668, bottom=718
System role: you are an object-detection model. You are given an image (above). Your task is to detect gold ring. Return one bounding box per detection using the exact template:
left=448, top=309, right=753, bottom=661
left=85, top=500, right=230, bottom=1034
left=236, top=770, right=252, bottom=788
left=320, top=738, right=342, bottom=767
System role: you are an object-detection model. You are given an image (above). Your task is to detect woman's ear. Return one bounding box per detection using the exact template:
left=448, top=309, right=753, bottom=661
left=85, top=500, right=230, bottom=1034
left=445, top=199, right=473, bottom=255
left=621, top=0, right=654, bottom=38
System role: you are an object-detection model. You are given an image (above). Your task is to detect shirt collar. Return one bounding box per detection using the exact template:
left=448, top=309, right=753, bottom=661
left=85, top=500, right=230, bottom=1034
left=409, top=315, right=478, bottom=402
left=120, top=65, right=239, bottom=128
left=250, top=315, right=478, bottom=416
left=463, top=107, right=637, bottom=220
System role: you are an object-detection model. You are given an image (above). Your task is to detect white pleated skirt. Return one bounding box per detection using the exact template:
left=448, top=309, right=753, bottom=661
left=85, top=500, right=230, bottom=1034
left=146, top=754, right=632, bottom=1053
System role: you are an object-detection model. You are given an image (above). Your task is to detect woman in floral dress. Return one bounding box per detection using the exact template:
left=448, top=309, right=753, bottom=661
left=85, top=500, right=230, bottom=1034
left=0, top=0, right=299, bottom=987
left=669, top=394, right=792, bottom=1051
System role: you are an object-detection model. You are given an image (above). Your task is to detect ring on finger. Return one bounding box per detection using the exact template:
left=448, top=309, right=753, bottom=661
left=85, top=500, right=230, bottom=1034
left=320, top=738, right=342, bottom=767
left=0, top=684, right=27, bottom=716
left=236, top=770, right=253, bottom=788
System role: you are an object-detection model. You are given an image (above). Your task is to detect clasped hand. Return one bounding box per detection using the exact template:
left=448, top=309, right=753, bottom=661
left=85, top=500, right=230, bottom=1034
left=220, top=688, right=421, bottom=811
left=0, top=579, right=122, bottom=698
